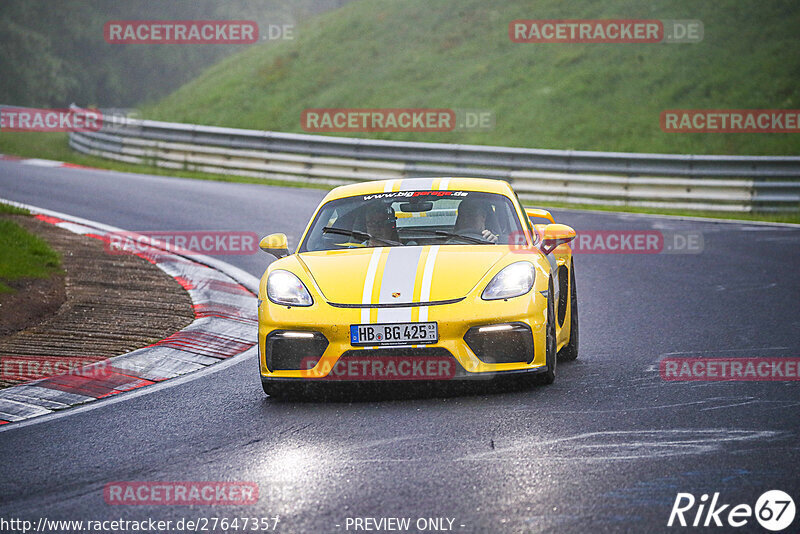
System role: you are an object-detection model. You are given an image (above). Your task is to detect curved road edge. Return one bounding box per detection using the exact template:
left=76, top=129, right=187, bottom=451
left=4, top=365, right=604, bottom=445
left=0, top=198, right=260, bottom=429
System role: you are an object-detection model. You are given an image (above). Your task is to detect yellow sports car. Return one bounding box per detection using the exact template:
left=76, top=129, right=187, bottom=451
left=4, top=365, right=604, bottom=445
left=257, top=177, right=578, bottom=396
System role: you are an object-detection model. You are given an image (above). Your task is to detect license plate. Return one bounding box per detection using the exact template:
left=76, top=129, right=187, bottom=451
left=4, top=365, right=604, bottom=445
left=350, top=322, right=438, bottom=346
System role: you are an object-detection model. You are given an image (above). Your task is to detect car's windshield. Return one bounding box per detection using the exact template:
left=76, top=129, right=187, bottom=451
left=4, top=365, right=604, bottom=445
left=299, top=190, right=525, bottom=252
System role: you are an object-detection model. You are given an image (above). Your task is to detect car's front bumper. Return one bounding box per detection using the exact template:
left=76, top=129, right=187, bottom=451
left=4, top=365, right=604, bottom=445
left=258, top=289, right=549, bottom=382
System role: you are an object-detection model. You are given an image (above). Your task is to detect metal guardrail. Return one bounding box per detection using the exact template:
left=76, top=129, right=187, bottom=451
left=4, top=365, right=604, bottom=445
left=62, top=106, right=800, bottom=212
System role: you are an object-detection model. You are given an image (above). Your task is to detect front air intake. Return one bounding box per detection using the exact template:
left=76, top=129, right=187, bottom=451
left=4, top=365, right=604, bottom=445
left=265, top=330, right=328, bottom=371
left=464, top=322, right=534, bottom=364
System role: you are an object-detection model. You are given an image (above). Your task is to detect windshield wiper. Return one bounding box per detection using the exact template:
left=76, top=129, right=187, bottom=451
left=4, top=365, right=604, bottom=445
left=322, top=226, right=402, bottom=246
left=410, top=229, right=494, bottom=245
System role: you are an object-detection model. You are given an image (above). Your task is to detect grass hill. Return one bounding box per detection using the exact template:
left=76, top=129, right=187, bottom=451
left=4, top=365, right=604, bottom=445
left=146, top=0, right=800, bottom=155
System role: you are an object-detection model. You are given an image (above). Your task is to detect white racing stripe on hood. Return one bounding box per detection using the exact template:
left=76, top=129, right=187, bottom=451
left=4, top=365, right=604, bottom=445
left=438, top=178, right=450, bottom=190
left=418, top=245, right=439, bottom=322
left=376, top=246, right=424, bottom=323
left=361, top=248, right=383, bottom=323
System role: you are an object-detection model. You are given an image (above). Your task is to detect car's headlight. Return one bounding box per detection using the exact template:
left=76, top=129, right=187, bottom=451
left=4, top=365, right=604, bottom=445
left=267, top=270, right=313, bottom=306
left=481, top=261, right=535, bottom=300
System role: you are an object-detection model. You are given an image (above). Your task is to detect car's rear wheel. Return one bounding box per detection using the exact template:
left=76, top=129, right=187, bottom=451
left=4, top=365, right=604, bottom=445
left=558, top=264, right=579, bottom=361
left=535, top=280, right=557, bottom=385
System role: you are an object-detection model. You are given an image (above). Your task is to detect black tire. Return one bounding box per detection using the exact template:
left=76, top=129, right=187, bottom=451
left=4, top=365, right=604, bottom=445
left=535, top=280, right=557, bottom=385
left=558, top=264, right=579, bottom=361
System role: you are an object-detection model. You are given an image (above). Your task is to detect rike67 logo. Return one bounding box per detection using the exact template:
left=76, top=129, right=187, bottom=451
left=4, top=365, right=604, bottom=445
left=668, top=490, right=795, bottom=531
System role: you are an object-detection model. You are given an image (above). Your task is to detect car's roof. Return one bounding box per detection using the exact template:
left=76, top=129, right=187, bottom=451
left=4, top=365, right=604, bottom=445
left=323, top=177, right=514, bottom=202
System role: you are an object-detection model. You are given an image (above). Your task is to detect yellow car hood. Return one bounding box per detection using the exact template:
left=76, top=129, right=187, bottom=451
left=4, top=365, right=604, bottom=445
left=297, top=245, right=511, bottom=305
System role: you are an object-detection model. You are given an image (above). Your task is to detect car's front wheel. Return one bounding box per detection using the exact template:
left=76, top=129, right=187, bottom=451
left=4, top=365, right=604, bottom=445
left=558, top=263, right=579, bottom=362
left=535, top=280, right=557, bottom=385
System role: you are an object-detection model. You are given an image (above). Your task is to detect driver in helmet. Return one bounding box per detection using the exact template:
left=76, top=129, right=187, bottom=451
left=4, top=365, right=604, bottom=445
left=363, top=202, right=399, bottom=247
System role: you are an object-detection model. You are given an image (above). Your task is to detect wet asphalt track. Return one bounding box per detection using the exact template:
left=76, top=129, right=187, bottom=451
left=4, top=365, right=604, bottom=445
left=0, top=161, right=799, bottom=533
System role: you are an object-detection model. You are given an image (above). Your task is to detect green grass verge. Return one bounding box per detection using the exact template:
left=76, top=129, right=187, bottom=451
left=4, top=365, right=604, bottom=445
left=0, top=215, right=62, bottom=293
left=0, top=132, right=76, bottom=162
left=0, top=203, right=29, bottom=216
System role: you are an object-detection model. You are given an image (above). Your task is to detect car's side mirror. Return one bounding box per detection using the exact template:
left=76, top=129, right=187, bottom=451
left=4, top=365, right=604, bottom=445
left=541, top=224, right=576, bottom=255
left=260, top=233, right=289, bottom=258
left=525, top=207, right=554, bottom=225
